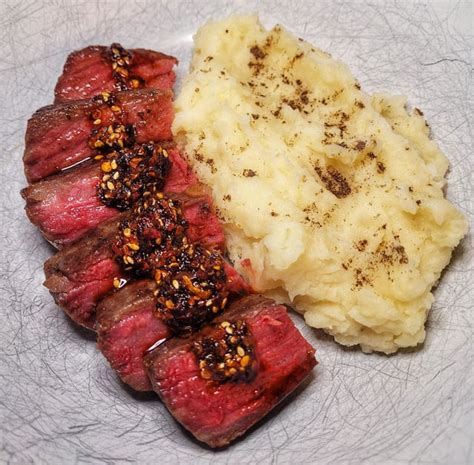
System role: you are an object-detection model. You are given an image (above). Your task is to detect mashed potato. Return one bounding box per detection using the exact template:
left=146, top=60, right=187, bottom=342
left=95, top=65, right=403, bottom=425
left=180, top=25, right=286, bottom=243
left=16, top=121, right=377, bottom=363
left=173, top=16, right=467, bottom=353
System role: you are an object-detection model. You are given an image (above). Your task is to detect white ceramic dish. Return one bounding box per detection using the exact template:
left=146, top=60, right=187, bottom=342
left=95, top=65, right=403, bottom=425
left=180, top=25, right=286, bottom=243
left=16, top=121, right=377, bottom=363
left=0, top=1, right=471, bottom=464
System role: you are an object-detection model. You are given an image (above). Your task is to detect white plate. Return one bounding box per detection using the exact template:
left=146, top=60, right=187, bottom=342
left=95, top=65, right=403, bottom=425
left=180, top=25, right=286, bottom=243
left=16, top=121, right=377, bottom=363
left=0, top=1, right=472, bottom=464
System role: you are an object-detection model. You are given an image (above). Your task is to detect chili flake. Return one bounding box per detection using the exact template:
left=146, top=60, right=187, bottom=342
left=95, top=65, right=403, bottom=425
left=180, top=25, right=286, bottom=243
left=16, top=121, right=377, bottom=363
left=107, top=43, right=144, bottom=91
left=153, top=244, right=229, bottom=334
left=97, top=143, right=171, bottom=210
left=89, top=121, right=136, bottom=152
left=114, top=192, right=188, bottom=274
left=193, top=320, right=257, bottom=383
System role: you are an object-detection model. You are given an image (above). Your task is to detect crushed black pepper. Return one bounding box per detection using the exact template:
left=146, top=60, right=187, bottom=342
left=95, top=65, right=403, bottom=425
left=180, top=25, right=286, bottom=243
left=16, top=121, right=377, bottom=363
left=355, top=239, right=368, bottom=252
left=377, top=161, right=386, bottom=173
left=375, top=240, right=409, bottom=266
left=250, top=45, right=266, bottom=59
left=243, top=169, right=257, bottom=177
left=354, top=268, right=371, bottom=287
left=315, top=165, right=351, bottom=198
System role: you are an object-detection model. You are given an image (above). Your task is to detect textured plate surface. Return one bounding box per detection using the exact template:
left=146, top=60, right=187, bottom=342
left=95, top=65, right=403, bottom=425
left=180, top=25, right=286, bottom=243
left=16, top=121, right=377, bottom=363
left=0, top=1, right=472, bottom=464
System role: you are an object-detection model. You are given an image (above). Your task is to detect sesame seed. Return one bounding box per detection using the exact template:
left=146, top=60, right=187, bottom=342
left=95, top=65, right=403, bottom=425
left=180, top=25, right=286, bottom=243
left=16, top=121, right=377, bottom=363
left=101, top=161, right=112, bottom=172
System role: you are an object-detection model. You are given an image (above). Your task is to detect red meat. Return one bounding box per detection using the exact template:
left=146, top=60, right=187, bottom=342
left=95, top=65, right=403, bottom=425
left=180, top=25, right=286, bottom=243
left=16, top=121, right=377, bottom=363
left=55, top=44, right=177, bottom=103
left=96, top=280, right=170, bottom=391
left=144, top=295, right=316, bottom=447
left=24, top=88, right=173, bottom=183
left=96, top=268, right=250, bottom=391
left=22, top=161, right=117, bottom=248
left=43, top=185, right=228, bottom=329
left=22, top=147, right=199, bottom=248
left=43, top=215, right=126, bottom=329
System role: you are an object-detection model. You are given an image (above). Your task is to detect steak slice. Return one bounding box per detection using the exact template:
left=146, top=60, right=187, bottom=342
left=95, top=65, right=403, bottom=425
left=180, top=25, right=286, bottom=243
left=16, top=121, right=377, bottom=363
left=24, top=88, right=173, bottom=183
left=22, top=148, right=196, bottom=249
left=44, top=214, right=126, bottom=329
left=43, top=186, right=227, bottom=329
left=55, top=44, right=177, bottom=103
left=22, top=161, right=117, bottom=248
left=96, top=265, right=250, bottom=392
left=96, top=280, right=171, bottom=391
left=144, top=295, right=316, bottom=448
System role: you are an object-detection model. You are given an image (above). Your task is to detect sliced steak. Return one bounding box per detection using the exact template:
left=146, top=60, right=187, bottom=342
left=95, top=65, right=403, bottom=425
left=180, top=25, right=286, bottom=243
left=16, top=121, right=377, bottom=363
left=44, top=215, right=127, bottom=329
left=22, top=161, right=117, bottom=248
left=55, top=44, right=177, bottom=103
left=22, top=147, right=195, bottom=248
left=43, top=186, right=227, bottom=329
left=24, top=88, right=173, bottom=183
left=144, top=295, right=316, bottom=447
left=96, top=266, right=250, bottom=392
left=96, top=280, right=170, bottom=391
